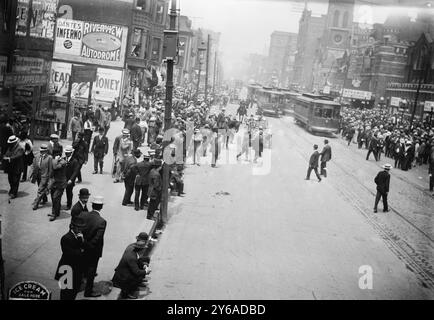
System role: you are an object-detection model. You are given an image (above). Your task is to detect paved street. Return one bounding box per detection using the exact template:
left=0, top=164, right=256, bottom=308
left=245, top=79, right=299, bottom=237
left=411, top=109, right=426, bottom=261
left=145, top=103, right=434, bottom=300
left=1, top=119, right=155, bottom=300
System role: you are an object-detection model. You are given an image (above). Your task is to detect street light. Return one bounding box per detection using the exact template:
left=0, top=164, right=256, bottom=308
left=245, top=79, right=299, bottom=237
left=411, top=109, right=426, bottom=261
left=195, top=43, right=206, bottom=102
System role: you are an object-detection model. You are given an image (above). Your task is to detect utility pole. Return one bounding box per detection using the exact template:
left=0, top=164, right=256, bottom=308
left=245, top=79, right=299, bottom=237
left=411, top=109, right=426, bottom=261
left=160, top=0, right=178, bottom=226
left=409, top=49, right=429, bottom=130
left=204, top=34, right=210, bottom=102
left=213, top=51, right=217, bottom=97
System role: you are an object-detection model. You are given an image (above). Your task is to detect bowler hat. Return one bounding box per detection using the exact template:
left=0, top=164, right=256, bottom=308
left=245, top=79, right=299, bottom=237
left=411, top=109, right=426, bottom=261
left=78, top=188, right=91, bottom=197
left=136, top=232, right=149, bottom=242
left=133, top=149, right=142, bottom=157
left=71, top=216, right=86, bottom=228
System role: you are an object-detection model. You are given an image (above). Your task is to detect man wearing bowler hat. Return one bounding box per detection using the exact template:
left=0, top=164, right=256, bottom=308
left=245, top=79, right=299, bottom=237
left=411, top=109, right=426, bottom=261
left=122, top=149, right=141, bottom=206
left=71, top=188, right=90, bottom=218
left=147, top=159, right=163, bottom=220
left=131, top=151, right=152, bottom=210
left=374, top=164, right=391, bottom=213
left=90, top=127, right=109, bottom=174
left=112, top=232, right=151, bottom=299
left=79, top=195, right=107, bottom=297
left=55, top=215, right=87, bottom=300
left=31, top=143, right=52, bottom=210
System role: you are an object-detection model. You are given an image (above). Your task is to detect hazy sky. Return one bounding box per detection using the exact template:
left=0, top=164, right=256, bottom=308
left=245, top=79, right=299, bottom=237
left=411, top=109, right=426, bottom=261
left=178, top=0, right=430, bottom=79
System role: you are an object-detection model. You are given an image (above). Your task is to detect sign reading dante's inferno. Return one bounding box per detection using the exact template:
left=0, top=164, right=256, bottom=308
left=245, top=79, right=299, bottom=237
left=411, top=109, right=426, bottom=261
left=9, top=281, right=50, bottom=300
left=54, top=18, right=128, bottom=68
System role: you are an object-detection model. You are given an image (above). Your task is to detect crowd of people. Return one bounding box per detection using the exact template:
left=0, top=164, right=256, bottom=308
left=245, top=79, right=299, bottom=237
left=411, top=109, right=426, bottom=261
left=339, top=107, right=434, bottom=194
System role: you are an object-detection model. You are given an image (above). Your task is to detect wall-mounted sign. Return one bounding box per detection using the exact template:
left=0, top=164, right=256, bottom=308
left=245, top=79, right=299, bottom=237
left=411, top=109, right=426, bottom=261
left=390, top=97, right=401, bottom=107
left=13, top=56, right=45, bottom=73
left=425, top=101, right=434, bottom=112
left=53, top=18, right=128, bottom=68
left=342, top=88, right=372, bottom=100
left=50, top=61, right=123, bottom=102
left=9, top=281, right=51, bottom=300
left=0, top=56, right=7, bottom=87
left=15, top=0, right=58, bottom=39
left=4, top=73, right=48, bottom=88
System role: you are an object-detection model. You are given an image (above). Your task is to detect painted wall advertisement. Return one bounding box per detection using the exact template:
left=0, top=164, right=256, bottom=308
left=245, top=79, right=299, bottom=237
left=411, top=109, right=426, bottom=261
left=15, top=0, right=58, bottom=39
left=53, top=18, right=128, bottom=68
left=50, top=61, right=123, bottom=102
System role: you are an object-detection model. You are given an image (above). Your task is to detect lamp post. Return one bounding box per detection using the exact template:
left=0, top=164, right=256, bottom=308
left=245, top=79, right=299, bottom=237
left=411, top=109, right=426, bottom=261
left=195, top=44, right=206, bottom=102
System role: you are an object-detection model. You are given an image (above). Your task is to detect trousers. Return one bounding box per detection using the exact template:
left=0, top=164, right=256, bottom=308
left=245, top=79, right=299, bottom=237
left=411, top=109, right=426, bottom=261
left=8, top=173, right=21, bottom=196
left=134, top=184, right=149, bottom=209
left=84, top=255, right=100, bottom=295
left=65, top=183, right=74, bottom=207
left=122, top=182, right=134, bottom=205
left=320, top=161, right=327, bottom=177
left=374, top=191, right=388, bottom=211
left=51, top=186, right=65, bottom=216
left=306, top=166, right=321, bottom=180
left=94, top=155, right=104, bottom=172
left=147, top=194, right=161, bottom=219
left=33, top=176, right=49, bottom=205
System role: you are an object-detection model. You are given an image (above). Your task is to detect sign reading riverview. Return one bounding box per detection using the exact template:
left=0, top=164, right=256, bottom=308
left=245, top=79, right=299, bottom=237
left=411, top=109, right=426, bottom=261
left=53, top=18, right=128, bottom=68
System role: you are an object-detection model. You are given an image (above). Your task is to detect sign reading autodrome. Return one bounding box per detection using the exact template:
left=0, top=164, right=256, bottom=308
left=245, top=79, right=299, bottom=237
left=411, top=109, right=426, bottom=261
left=53, top=18, right=128, bottom=68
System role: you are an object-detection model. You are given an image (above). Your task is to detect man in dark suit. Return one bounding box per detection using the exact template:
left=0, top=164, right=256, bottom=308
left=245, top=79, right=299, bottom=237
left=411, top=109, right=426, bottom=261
left=3, top=135, right=24, bottom=199
left=47, top=134, right=63, bottom=157
left=32, top=144, right=52, bottom=210
left=374, top=164, right=391, bottom=213
left=50, top=152, right=68, bottom=222
left=72, top=132, right=88, bottom=183
left=90, top=127, right=109, bottom=174
left=147, top=159, right=163, bottom=220
left=79, top=196, right=107, bottom=297
left=305, top=144, right=321, bottom=182
left=366, top=133, right=379, bottom=161
left=122, top=149, right=140, bottom=206
left=112, top=232, right=150, bottom=299
left=64, top=146, right=81, bottom=210
left=131, top=152, right=152, bottom=210
left=130, top=118, right=143, bottom=151
left=55, top=215, right=86, bottom=300
left=320, top=139, right=332, bottom=177
left=71, top=188, right=90, bottom=218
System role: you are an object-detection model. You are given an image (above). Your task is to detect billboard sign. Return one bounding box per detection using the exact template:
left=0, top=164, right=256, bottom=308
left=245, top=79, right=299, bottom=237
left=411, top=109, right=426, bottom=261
left=13, top=56, right=45, bottom=73
left=50, top=61, right=122, bottom=102
left=425, top=101, right=434, bottom=112
left=4, top=73, right=48, bottom=88
left=53, top=18, right=128, bottom=68
left=29, top=0, right=58, bottom=39
left=342, top=88, right=372, bottom=100
left=390, top=97, right=401, bottom=107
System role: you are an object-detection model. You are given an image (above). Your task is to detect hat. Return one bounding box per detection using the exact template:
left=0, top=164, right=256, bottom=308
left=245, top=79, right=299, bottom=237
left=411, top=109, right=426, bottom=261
left=143, top=151, right=150, bottom=159
left=77, top=132, right=84, bottom=138
left=7, top=135, right=18, bottom=144
left=133, top=149, right=142, bottom=157
left=50, top=134, right=59, bottom=139
left=150, top=116, right=156, bottom=121
left=78, top=188, right=91, bottom=197
left=71, top=216, right=86, bottom=228
left=383, top=164, right=392, bottom=170
left=39, top=144, right=48, bottom=151
left=92, top=196, right=104, bottom=204
left=122, top=129, right=130, bottom=135
left=136, top=232, right=149, bottom=242
left=64, top=145, right=74, bottom=153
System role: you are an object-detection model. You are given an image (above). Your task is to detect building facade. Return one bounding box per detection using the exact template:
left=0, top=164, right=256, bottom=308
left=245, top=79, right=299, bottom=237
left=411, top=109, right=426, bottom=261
left=267, top=31, right=297, bottom=87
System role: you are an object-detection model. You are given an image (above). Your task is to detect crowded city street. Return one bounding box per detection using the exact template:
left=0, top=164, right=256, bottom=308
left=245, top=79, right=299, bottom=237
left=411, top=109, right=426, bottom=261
left=1, top=0, right=434, bottom=305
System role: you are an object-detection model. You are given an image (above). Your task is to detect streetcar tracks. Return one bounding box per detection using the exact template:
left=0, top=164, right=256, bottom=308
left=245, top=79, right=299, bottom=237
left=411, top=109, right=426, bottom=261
left=277, top=117, right=434, bottom=291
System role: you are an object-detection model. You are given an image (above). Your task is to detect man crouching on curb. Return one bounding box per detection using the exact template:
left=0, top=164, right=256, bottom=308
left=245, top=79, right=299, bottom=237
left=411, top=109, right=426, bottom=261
left=112, top=232, right=152, bottom=299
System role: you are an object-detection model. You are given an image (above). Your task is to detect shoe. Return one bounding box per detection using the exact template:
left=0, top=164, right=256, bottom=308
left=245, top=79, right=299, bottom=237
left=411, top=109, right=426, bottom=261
left=10, top=194, right=16, bottom=199
left=84, top=291, right=101, bottom=298
left=48, top=213, right=54, bottom=217
left=373, top=209, right=378, bottom=213
left=122, top=203, right=128, bottom=206
left=383, top=209, right=389, bottom=213
left=100, top=171, right=103, bottom=174
left=318, top=179, right=322, bottom=182
left=49, top=216, right=57, bottom=222
left=92, top=171, right=98, bottom=174
left=135, top=207, right=140, bottom=211
left=66, top=205, right=71, bottom=210
left=126, top=292, right=138, bottom=299
left=304, top=178, right=310, bottom=180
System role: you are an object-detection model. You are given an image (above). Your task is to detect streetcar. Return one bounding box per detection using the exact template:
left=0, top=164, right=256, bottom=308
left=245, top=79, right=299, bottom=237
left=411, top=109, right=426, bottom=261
left=293, top=93, right=341, bottom=134
left=256, top=87, right=285, bottom=117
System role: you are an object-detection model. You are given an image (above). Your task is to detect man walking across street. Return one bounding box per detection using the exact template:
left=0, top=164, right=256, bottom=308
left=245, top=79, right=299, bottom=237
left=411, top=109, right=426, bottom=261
left=72, top=132, right=88, bottom=184
left=83, top=116, right=94, bottom=148
left=64, top=146, right=81, bottom=210
left=79, top=196, right=107, bottom=298
left=31, top=144, right=52, bottom=210
left=305, top=144, right=321, bottom=182
left=374, top=164, right=391, bottom=213
left=49, top=151, right=68, bottom=222
left=70, top=112, right=83, bottom=142
left=320, top=139, right=332, bottom=177
left=90, top=127, right=109, bottom=174
left=366, top=133, right=379, bottom=161
left=71, top=188, right=90, bottom=218
left=3, top=135, right=24, bottom=199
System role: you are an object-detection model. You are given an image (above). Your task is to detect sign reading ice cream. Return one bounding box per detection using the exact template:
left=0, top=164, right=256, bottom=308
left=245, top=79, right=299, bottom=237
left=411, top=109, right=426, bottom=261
left=54, top=18, right=128, bottom=68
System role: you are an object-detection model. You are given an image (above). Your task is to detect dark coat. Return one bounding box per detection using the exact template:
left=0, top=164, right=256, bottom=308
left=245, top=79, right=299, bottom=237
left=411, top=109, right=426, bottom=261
left=47, top=142, right=63, bottom=157
left=91, top=135, right=109, bottom=158
left=65, top=157, right=80, bottom=183
left=123, top=155, right=138, bottom=184
left=320, top=144, right=332, bottom=162
left=80, top=210, right=107, bottom=258
left=112, top=244, right=147, bottom=289
left=71, top=201, right=88, bottom=218
left=309, top=150, right=320, bottom=168
left=4, top=142, right=24, bottom=174
left=130, top=123, right=142, bottom=142
left=148, top=168, right=162, bottom=199
left=54, top=231, right=85, bottom=281
left=51, top=157, right=68, bottom=188
left=132, top=160, right=152, bottom=186
left=72, top=139, right=88, bottom=164
left=374, top=170, right=390, bottom=194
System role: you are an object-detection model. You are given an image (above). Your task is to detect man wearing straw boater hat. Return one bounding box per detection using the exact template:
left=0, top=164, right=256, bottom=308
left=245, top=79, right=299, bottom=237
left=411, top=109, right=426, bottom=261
left=374, top=163, right=391, bottom=213
left=3, top=135, right=24, bottom=199
left=79, top=195, right=107, bottom=297
left=31, top=143, right=52, bottom=210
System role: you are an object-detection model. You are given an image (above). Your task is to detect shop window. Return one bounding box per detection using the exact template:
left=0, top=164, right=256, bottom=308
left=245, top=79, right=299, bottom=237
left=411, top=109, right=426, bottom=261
left=342, top=11, right=349, bottom=28
left=333, top=10, right=340, bottom=27
left=156, top=2, right=164, bottom=24
left=151, top=37, right=161, bottom=60
left=323, top=108, right=333, bottom=119
left=131, top=28, right=143, bottom=58
left=314, top=107, right=323, bottom=117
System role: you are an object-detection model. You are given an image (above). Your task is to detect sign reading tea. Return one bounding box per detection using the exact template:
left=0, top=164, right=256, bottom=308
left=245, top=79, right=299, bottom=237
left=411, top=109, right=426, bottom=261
left=54, top=18, right=128, bottom=68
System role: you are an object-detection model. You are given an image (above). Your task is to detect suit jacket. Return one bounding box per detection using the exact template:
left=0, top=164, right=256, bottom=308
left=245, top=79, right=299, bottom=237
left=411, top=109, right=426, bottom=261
left=91, top=135, right=109, bottom=158
left=309, top=150, right=320, bottom=168
left=112, top=244, right=147, bottom=288
left=72, top=140, right=88, bottom=164
left=54, top=231, right=85, bottom=281
left=320, top=145, right=332, bottom=162
left=130, top=123, right=142, bottom=142
left=4, top=142, right=24, bottom=174
left=51, top=157, right=68, bottom=188
left=65, top=157, right=80, bottom=183
left=123, top=155, right=138, bottom=184
left=80, top=210, right=107, bottom=258
left=71, top=201, right=89, bottom=218
left=374, top=170, right=390, bottom=193
left=148, top=168, right=162, bottom=198
left=132, top=160, right=152, bottom=186
left=47, top=142, right=63, bottom=157
left=32, top=153, right=52, bottom=181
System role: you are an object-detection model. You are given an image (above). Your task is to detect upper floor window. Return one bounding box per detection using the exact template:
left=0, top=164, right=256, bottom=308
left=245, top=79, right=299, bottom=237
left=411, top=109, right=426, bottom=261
left=131, top=28, right=145, bottom=58
left=342, top=11, right=349, bottom=28
left=136, top=0, right=151, bottom=12
left=333, top=10, right=340, bottom=27
left=151, top=37, right=161, bottom=60
left=156, top=2, right=164, bottom=24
